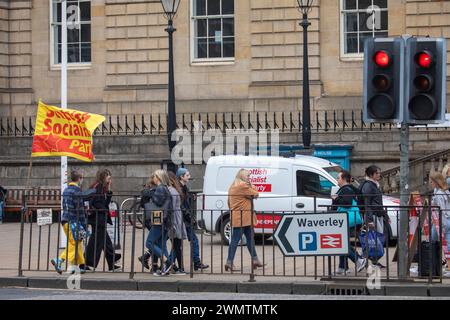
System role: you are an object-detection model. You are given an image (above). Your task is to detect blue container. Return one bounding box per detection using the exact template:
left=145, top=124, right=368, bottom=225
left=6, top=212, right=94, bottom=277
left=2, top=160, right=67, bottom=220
left=312, top=144, right=353, bottom=171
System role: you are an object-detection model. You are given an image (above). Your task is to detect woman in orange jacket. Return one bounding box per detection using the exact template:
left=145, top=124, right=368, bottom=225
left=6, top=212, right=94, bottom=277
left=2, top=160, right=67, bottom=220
left=225, top=169, right=264, bottom=272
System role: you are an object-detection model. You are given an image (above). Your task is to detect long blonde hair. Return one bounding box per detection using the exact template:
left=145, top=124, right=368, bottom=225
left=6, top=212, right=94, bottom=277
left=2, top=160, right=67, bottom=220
left=233, top=169, right=250, bottom=187
left=430, top=171, right=448, bottom=191
left=152, top=169, right=170, bottom=186
left=442, top=164, right=450, bottom=178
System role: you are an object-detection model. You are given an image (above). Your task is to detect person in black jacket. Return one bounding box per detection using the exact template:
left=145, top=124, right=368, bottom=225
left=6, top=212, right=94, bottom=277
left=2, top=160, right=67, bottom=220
left=85, top=169, right=121, bottom=271
left=177, top=168, right=209, bottom=271
left=332, top=170, right=366, bottom=275
left=361, top=165, right=390, bottom=268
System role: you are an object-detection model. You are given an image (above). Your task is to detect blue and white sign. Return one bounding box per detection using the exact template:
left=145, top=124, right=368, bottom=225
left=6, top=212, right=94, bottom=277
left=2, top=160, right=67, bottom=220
left=274, top=212, right=349, bottom=257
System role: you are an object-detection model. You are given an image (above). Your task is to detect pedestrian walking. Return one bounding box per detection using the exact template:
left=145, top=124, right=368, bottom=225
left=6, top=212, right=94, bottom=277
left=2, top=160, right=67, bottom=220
left=51, top=170, right=88, bottom=274
left=177, top=168, right=209, bottom=271
left=138, top=176, right=160, bottom=273
left=360, top=165, right=389, bottom=268
left=429, top=171, right=450, bottom=277
left=85, top=169, right=121, bottom=272
left=332, top=170, right=367, bottom=275
left=165, top=171, right=187, bottom=275
left=225, top=169, right=264, bottom=272
left=144, top=169, right=173, bottom=276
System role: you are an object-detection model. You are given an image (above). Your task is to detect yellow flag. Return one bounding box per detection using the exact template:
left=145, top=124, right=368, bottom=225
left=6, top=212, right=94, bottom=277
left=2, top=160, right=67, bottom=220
left=31, top=101, right=105, bottom=162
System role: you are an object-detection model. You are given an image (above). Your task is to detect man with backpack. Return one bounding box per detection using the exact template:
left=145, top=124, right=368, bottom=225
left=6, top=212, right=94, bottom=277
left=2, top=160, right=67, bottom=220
left=360, top=165, right=390, bottom=268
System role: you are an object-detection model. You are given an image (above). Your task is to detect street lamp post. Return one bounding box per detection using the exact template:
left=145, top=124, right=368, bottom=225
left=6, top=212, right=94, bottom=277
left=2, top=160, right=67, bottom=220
left=297, top=0, right=314, bottom=149
left=160, top=0, right=180, bottom=154
left=160, top=0, right=180, bottom=172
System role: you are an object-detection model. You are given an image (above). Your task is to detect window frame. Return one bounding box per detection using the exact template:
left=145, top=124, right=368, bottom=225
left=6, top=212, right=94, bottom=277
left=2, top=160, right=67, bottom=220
left=49, top=0, right=92, bottom=70
left=190, top=0, right=235, bottom=65
left=339, top=0, right=388, bottom=61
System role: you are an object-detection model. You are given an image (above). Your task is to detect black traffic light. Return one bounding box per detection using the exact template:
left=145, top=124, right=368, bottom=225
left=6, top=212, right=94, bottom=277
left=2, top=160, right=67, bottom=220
left=363, top=37, right=404, bottom=123
left=406, top=37, right=447, bottom=124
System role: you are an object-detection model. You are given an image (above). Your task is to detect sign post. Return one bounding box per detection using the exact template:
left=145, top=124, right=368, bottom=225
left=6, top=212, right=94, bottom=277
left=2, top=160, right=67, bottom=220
left=274, top=212, right=349, bottom=257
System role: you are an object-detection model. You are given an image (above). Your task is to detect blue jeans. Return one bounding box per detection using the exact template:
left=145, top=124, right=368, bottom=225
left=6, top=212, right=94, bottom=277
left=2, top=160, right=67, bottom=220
left=226, top=226, right=257, bottom=264
left=145, top=225, right=169, bottom=259
left=185, top=223, right=200, bottom=264
left=431, top=216, right=450, bottom=259
left=339, top=228, right=362, bottom=269
left=0, top=201, right=3, bottom=222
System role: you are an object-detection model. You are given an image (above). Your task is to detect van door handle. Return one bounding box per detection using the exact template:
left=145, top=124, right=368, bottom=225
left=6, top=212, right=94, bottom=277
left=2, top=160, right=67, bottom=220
left=296, top=203, right=305, bottom=209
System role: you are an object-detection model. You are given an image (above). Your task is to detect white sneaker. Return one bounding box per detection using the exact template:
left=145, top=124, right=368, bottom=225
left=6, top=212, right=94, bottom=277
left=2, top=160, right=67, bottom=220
left=357, top=258, right=367, bottom=273
left=410, top=266, right=418, bottom=275
left=443, top=271, right=450, bottom=278
left=336, top=268, right=353, bottom=275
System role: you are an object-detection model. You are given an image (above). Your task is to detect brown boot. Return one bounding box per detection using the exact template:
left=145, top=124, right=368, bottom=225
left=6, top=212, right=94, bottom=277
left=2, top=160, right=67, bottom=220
left=252, top=258, right=265, bottom=269
left=224, top=263, right=240, bottom=272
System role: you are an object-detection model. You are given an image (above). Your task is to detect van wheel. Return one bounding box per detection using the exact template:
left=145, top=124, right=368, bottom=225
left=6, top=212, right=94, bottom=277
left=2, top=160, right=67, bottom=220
left=220, top=216, right=232, bottom=245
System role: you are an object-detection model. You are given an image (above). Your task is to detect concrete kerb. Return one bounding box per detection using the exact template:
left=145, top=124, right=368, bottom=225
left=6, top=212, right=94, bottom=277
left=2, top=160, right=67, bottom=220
left=0, top=277, right=29, bottom=288
left=2, top=276, right=450, bottom=297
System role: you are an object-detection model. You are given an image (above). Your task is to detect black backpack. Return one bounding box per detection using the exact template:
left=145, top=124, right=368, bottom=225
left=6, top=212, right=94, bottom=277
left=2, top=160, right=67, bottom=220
left=355, top=181, right=368, bottom=215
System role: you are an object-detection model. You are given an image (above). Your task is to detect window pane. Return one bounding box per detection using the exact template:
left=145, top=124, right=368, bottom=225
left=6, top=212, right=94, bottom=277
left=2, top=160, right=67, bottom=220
left=68, top=43, right=80, bottom=62
left=57, top=44, right=61, bottom=64
left=344, top=0, right=357, bottom=10
left=196, top=19, right=207, bottom=37
left=67, top=27, right=80, bottom=44
left=81, top=43, right=91, bottom=62
left=208, top=18, right=221, bottom=37
left=80, top=2, right=91, bottom=21
left=207, top=0, right=220, bottom=15
left=54, top=2, right=61, bottom=23
left=196, top=38, right=207, bottom=58
left=359, top=32, right=373, bottom=53
left=223, top=37, right=234, bottom=57
left=344, top=33, right=358, bottom=54
left=56, top=25, right=62, bottom=44
left=380, top=10, right=388, bottom=30
left=296, top=171, right=332, bottom=198
left=195, top=0, right=206, bottom=15
left=208, top=38, right=221, bottom=58
left=223, top=18, right=234, bottom=36
left=359, top=12, right=372, bottom=32
left=358, top=0, right=372, bottom=10
left=222, top=0, right=234, bottom=14
left=81, top=24, right=91, bottom=42
left=345, top=13, right=358, bottom=32
left=373, top=0, right=387, bottom=9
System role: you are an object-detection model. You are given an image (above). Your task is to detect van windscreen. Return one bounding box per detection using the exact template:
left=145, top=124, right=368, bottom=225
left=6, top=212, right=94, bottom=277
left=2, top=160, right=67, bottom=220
left=323, top=166, right=343, bottom=180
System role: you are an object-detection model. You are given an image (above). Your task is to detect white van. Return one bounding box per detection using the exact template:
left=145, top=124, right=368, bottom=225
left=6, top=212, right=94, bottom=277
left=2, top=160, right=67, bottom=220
left=197, top=155, right=399, bottom=244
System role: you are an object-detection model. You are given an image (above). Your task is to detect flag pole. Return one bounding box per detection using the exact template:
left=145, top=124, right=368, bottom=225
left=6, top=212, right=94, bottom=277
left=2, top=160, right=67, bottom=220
left=59, top=0, right=68, bottom=249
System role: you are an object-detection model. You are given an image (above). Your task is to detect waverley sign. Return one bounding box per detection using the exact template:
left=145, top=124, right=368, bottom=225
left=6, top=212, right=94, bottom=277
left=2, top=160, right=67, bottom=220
left=273, top=212, right=349, bottom=257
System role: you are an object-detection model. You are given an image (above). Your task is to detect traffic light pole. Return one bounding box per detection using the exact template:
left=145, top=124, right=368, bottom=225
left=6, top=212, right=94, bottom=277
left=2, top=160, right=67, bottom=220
left=399, top=121, right=410, bottom=280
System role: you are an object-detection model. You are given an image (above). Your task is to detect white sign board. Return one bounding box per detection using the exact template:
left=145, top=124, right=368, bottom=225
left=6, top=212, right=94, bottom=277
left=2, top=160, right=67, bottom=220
left=37, top=208, right=53, bottom=226
left=273, top=212, right=349, bottom=256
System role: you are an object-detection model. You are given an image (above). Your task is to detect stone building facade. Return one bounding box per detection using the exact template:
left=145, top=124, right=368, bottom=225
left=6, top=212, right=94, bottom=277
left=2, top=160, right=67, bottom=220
left=0, top=0, right=449, bottom=118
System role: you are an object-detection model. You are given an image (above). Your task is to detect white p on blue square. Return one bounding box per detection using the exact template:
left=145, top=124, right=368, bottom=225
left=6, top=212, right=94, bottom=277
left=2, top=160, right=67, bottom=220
left=298, top=232, right=317, bottom=251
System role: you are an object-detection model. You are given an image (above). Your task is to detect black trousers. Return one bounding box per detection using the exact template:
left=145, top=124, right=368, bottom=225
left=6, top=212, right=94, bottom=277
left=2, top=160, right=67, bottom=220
left=85, top=225, right=115, bottom=269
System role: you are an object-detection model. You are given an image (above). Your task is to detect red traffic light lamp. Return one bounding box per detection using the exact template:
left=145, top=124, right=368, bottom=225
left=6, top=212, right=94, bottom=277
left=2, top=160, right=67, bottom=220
left=374, top=50, right=391, bottom=68
left=415, top=51, right=433, bottom=68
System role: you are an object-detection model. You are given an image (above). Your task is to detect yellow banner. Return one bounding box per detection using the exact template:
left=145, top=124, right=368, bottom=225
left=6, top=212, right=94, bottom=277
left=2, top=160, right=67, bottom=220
left=31, top=101, right=105, bottom=162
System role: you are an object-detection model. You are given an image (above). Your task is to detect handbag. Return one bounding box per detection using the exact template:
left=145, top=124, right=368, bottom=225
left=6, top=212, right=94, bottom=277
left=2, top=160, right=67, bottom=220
left=70, top=222, right=87, bottom=241
left=359, top=229, right=385, bottom=259
left=144, top=186, right=172, bottom=227
left=337, top=199, right=362, bottom=228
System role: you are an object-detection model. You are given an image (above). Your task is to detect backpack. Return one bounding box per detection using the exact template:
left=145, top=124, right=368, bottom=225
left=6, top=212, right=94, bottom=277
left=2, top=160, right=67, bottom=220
left=355, top=181, right=368, bottom=216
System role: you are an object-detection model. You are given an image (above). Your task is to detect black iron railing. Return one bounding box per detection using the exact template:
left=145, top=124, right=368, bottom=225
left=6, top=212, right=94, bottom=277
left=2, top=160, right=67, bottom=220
left=3, top=110, right=448, bottom=137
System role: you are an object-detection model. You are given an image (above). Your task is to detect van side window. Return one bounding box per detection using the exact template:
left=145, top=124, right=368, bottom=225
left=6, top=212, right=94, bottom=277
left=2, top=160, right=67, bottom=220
left=296, top=170, right=332, bottom=198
